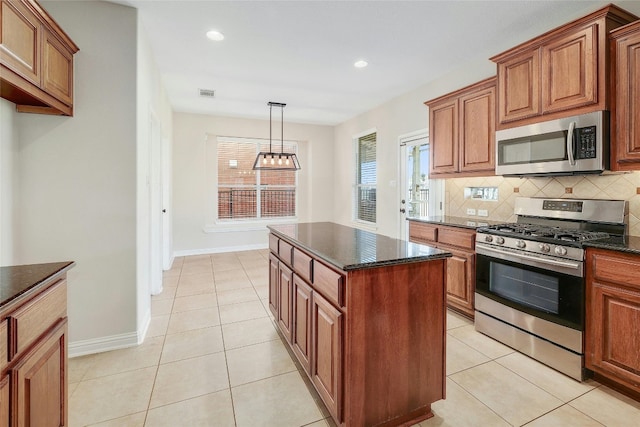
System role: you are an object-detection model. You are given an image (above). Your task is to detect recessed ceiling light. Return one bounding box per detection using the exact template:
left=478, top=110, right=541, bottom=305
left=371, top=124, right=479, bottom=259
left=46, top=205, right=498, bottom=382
left=206, top=30, right=224, bottom=41
left=354, top=60, right=368, bottom=68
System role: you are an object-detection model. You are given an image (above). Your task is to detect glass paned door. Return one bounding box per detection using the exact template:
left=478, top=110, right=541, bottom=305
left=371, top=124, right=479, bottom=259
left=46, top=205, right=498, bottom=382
left=399, top=133, right=443, bottom=240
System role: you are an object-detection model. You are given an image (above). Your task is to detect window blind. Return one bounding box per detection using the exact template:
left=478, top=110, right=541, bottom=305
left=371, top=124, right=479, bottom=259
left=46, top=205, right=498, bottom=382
left=355, top=133, right=377, bottom=223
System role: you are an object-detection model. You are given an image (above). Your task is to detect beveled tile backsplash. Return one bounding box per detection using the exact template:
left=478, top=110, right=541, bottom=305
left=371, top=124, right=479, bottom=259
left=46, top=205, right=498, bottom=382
left=445, top=172, right=640, bottom=235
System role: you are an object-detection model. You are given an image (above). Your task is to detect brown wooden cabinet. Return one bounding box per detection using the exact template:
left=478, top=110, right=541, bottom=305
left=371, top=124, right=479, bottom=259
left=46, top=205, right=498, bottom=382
left=311, top=291, right=343, bottom=422
left=268, top=228, right=446, bottom=427
left=0, top=270, right=69, bottom=427
left=277, top=262, right=293, bottom=343
left=426, top=77, right=496, bottom=178
left=610, top=21, right=640, bottom=171
left=585, top=248, right=640, bottom=395
left=0, top=0, right=79, bottom=115
left=268, top=253, right=278, bottom=317
left=491, top=4, right=636, bottom=129
left=409, top=220, right=476, bottom=317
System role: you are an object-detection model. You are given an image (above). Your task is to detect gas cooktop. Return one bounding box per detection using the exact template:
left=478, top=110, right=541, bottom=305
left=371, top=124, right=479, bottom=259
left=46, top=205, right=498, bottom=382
left=477, top=223, right=610, bottom=245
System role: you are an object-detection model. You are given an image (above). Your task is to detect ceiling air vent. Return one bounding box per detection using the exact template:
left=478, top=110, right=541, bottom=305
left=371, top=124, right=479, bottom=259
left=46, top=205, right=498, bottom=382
left=199, top=88, right=215, bottom=98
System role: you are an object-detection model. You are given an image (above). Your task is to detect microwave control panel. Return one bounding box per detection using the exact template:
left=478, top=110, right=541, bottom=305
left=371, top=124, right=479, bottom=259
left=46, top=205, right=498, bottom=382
left=575, top=126, right=597, bottom=159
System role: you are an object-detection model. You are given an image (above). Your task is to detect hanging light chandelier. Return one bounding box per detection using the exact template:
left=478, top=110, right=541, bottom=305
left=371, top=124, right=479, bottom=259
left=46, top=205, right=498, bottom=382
left=252, top=102, right=301, bottom=171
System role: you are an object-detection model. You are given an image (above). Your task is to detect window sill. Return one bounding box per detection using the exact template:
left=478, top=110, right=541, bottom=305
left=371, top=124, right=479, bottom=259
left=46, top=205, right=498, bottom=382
left=203, top=218, right=298, bottom=233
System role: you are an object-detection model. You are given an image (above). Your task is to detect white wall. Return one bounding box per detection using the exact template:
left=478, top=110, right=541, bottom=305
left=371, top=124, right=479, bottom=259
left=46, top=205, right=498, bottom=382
left=173, top=113, right=334, bottom=254
left=17, top=1, right=139, bottom=354
left=333, top=58, right=496, bottom=238
left=0, top=99, right=18, bottom=265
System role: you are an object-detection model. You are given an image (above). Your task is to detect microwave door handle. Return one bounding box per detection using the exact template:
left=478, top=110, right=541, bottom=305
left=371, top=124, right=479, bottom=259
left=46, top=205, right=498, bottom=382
left=567, top=121, right=576, bottom=166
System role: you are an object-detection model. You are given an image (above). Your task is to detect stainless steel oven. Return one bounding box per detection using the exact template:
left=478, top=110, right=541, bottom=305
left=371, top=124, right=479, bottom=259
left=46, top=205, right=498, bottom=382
left=474, top=197, right=626, bottom=381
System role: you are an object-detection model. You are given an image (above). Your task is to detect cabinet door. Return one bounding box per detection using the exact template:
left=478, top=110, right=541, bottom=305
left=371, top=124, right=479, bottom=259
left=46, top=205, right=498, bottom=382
left=613, top=25, right=640, bottom=168
left=0, top=0, right=41, bottom=85
left=497, top=49, right=540, bottom=124
left=42, top=28, right=73, bottom=106
left=11, top=319, right=67, bottom=427
left=445, top=247, right=475, bottom=317
left=311, top=292, right=343, bottom=423
left=429, top=99, right=458, bottom=175
left=587, top=280, right=640, bottom=390
left=459, top=85, right=495, bottom=173
left=268, top=253, right=279, bottom=317
left=541, top=25, right=597, bottom=114
left=277, top=263, right=293, bottom=343
left=0, top=376, right=8, bottom=427
left=292, top=275, right=312, bottom=374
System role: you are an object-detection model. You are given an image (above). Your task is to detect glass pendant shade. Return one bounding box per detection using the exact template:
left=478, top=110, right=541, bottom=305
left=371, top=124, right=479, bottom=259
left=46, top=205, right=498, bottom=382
left=253, top=102, right=301, bottom=171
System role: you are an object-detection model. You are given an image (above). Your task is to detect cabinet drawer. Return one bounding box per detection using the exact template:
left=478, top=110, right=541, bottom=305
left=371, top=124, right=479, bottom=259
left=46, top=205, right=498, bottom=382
left=591, top=252, right=640, bottom=290
left=409, top=222, right=438, bottom=243
left=0, top=321, right=6, bottom=370
left=9, top=279, right=67, bottom=357
left=293, top=248, right=313, bottom=283
left=314, top=261, right=344, bottom=307
left=269, top=234, right=279, bottom=253
left=279, top=240, right=293, bottom=265
left=438, top=228, right=475, bottom=250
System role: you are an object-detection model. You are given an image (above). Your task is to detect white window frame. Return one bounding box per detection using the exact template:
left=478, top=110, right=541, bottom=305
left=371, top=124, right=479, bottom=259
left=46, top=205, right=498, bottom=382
left=352, top=129, right=377, bottom=228
left=212, top=136, right=299, bottom=228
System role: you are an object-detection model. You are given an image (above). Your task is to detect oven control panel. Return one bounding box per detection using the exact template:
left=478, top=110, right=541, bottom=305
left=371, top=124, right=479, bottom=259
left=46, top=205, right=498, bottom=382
left=542, top=200, right=583, bottom=212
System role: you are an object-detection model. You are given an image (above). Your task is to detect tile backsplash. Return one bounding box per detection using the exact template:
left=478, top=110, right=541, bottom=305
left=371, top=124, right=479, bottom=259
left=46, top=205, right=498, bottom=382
left=445, top=172, right=640, bottom=236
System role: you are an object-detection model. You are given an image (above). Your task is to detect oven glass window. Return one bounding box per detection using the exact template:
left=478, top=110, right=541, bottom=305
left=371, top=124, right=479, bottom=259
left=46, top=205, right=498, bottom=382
left=489, top=262, right=559, bottom=314
left=498, top=131, right=567, bottom=165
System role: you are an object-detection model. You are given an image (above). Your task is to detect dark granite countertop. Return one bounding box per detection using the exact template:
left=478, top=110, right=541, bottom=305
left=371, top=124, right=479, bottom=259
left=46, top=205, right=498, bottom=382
left=582, top=235, right=640, bottom=256
left=408, top=216, right=504, bottom=230
left=268, top=222, right=451, bottom=271
left=1, top=261, right=75, bottom=310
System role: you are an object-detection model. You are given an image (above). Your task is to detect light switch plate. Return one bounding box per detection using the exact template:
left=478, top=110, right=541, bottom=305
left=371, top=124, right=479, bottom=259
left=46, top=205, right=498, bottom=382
left=478, top=209, right=488, bottom=217
left=466, top=208, right=476, bottom=215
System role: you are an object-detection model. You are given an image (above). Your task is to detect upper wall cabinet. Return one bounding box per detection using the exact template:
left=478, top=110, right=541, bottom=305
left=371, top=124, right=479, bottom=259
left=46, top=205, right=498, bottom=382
left=426, top=77, right=496, bottom=178
left=610, top=20, right=640, bottom=171
left=0, top=0, right=79, bottom=116
left=491, top=4, right=637, bottom=129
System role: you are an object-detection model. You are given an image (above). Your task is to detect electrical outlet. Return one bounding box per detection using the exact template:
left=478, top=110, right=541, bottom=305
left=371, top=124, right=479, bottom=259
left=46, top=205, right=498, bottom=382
left=466, top=208, right=476, bottom=216
left=478, top=209, right=488, bottom=217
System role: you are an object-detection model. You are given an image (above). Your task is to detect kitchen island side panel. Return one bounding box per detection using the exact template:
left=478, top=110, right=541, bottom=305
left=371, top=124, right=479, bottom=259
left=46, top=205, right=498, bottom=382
left=344, top=259, right=446, bottom=426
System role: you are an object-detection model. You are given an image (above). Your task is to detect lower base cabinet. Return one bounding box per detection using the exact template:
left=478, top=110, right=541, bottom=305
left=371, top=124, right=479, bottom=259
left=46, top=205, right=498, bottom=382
left=269, top=230, right=446, bottom=427
left=0, top=376, right=8, bottom=427
left=586, top=248, right=640, bottom=395
left=311, top=292, right=343, bottom=422
left=11, top=320, right=67, bottom=427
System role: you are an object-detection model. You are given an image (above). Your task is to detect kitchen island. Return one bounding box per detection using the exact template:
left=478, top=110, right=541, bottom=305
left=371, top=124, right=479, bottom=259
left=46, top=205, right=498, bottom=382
left=267, top=222, right=450, bottom=427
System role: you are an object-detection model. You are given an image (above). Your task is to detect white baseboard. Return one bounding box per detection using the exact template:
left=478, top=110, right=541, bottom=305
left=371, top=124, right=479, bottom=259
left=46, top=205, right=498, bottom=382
left=174, top=243, right=268, bottom=257
left=68, top=331, right=139, bottom=358
left=68, top=306, right=152, bottom=358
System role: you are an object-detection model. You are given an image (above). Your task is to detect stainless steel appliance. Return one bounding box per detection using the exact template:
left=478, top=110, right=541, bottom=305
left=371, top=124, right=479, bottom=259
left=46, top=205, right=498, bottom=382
left=474, top=197, right=627, bottom=381
left=495, top=111, right=609, bottom=176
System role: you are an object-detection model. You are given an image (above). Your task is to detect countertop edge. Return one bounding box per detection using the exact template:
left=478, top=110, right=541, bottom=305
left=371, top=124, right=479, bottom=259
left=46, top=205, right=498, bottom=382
left=268, top=226, right=451, bottom=271
left=582, top=240, right=640, bottom=256
left=0, top=261, right=75, bottom=312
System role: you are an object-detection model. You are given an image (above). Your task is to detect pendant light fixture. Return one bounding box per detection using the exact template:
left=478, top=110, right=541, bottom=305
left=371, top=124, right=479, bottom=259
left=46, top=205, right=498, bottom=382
left=252, top=102, right=301, bottom=171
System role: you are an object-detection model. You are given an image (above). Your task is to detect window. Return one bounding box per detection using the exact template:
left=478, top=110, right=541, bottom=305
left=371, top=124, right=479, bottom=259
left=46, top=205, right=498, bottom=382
left=217, top=138, right=297, bottom=220
left=354, top=132, right=377, bottom=223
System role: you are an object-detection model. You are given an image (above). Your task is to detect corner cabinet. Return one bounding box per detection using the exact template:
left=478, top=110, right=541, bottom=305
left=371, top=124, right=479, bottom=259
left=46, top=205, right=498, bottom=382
left=491, top=4, right=637, bottom=129
left=268, top=227, right=447, bottom=427
left=585, top=248, right=640, bottom=396
left=0, top=0, right=79, bottom=116
left=426, top=77, right=496, bottom=178
left=610, top=21, right=640, bottom=171
left=409, top=220, right=476, bottom=318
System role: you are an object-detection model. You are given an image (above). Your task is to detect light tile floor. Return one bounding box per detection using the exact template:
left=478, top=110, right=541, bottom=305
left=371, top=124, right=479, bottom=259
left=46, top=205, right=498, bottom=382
left=68, top=250, right=640, bottom=427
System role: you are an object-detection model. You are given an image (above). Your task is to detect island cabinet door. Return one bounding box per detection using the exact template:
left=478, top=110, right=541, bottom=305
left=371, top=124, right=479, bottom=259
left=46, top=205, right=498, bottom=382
left=0, top=375, right=8, bottom=427
left=268, top=254, right=279, bottom=317
left=292, top=275, right=312, bottom=374
left=311, top=292, right=343, bottom=423
left=277, top=262, right=294, bottom=343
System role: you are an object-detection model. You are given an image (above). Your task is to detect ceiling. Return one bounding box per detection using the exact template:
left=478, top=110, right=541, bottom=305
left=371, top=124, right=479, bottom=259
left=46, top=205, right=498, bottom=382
left=113, top=0, right=640, bottom=125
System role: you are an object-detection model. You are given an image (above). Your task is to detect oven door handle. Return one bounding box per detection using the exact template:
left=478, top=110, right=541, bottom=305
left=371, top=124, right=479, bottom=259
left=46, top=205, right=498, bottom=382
left=477, top=244, right=582, bottom=270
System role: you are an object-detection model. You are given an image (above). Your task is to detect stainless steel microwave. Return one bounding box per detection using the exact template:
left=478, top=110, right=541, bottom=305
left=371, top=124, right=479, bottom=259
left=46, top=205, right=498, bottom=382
left=495, top=111, right=609, bottom=176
